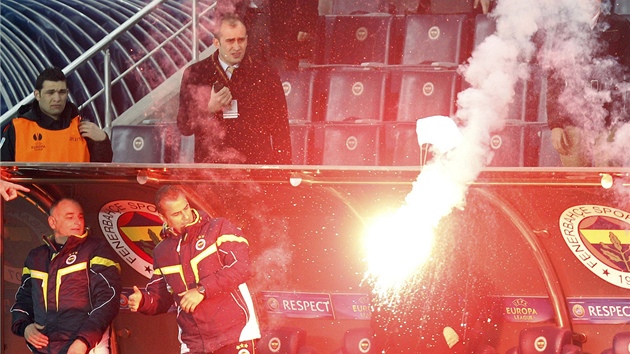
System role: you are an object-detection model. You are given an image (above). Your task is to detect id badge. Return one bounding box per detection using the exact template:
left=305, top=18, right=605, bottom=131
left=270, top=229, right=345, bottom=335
left=223, top=100, right=239, bottom=119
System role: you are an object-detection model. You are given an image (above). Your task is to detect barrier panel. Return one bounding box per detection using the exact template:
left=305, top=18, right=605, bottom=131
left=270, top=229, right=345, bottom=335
left=3, top=164, right=630, bottom=353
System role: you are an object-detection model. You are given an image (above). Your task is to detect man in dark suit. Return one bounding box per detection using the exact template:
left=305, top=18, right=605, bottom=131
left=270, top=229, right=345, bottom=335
left=176, top=12, right=292, bottom=164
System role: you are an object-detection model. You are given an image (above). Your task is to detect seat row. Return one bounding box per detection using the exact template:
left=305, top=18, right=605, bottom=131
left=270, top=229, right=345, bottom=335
left=109, top=116, right=553, bottom=167
left=279, top=65, right=540, bottom=125
left=258, top=325, right=630, bottom=353
left=315, top=13, right=482, bottom=67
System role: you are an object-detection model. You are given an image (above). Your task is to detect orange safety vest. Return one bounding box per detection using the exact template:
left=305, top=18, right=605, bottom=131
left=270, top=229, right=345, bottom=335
left=13, top=116, right=90, bottom=162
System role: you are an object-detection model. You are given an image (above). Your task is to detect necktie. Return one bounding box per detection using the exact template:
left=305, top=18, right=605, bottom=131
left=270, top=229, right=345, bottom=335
left=226, top=66, right=235, bottom=79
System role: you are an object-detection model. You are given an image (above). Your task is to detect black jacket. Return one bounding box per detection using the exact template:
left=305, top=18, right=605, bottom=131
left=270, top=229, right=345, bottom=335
left=176, top=51, right=292, bottom=164
left=11, top=231, right=122, bottom=353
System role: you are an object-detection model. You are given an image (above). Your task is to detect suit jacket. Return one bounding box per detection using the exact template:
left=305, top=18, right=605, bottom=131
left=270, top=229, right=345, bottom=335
left=176, top=51, right=292, bottom=164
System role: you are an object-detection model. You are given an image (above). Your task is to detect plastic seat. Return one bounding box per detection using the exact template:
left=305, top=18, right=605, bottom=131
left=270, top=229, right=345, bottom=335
left=473, top=14, right=496, bottom=49
left=383, top=122, right=420, bottom=166
left=537, top=126, right=562, bottom=167
left=312, top=123, right=381, bottom=166
left=257, top=327, right=313, bottom=354
left=427, top=0, right=476, bottom=14
left=279, top=68, right=316, bottom=123
left=322, top=14, right=394, bottom=65
left=384, top=115, right=462, bottom=166
left=314, top=67, right=388, bottom=123
left=290, top=122, right=312, bottom=165
left=330, top=327, right=375, bottom=354
left=614, top=0, right=630, bottom=14
left=506, top=326, right=581, bottom=354
left=330, top=0, right=388, bottom=15
left=601, top=331, right=630, bottom=354
left=486, top=123, right=526, bottom=167
left=401, top=14, right=474, bottom=66
left=389, top=67, right=460, bottom=121
left=111, top=123, right=181, bottom=163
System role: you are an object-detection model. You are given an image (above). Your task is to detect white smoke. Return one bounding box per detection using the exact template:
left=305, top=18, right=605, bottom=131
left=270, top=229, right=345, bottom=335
left=367, top=0, right=626, bottom=301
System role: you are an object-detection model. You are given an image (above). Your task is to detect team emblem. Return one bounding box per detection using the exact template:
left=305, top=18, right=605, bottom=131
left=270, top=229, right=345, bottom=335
left=560, top=205, right=630, bottom=289
left=352, top=82, right=364, bottom=96
left=428, top=26, right=440, bottom=40
left=268, top=337, right=281, bottom=352
left=282, top=82, right=292, bottom=96
left=345, top=136, right=358, bottom=151
left=358, top=337, right=371, bottom=353
left=195, top=239, right=206, bottom=251
left=99, top=200, right=163, bottom=278
left=356, top=27, right=368, bottom=41
left=66, top=254, right=77, bottom=265
left=534, top=336, right=547, bottom=351
left=572, top=304, right=585, bottom=318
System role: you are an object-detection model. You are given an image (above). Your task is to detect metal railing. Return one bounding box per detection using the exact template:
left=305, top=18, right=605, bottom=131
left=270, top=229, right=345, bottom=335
left=0, top=0, right=216, bottom=128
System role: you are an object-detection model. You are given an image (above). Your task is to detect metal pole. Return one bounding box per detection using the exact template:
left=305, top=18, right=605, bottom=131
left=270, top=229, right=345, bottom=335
left=192, top=0, right=199, bottom=62
left=104, top=49, right=112, bottom=128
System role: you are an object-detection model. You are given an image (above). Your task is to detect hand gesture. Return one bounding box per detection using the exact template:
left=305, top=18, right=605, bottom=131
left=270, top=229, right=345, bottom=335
left=24, top=323, right=48, bottom=349
left=0, top=180, right=30, bottom=201
left=178, top=288, right=204, bottom=313
left=551, top=127, right=570, bottom=155
left=67, top=339, right=89, bottom=354
left=474, top=0, right=491, bottom=14
left=207, top=85, right=232, bottom=114
left=79, top=121, right=108, bottom=142
left=128, top=286, right=143, bottom=312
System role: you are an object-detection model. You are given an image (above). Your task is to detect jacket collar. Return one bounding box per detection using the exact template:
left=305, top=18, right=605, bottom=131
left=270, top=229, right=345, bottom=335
left=161, top=208, right=203, bottom=240
left=43, top=228, right=89, bottom=254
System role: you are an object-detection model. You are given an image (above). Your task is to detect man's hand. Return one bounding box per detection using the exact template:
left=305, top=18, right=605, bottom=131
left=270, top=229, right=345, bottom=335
left=551, top=127, right=570, bottom=155
left=207, top=86, right=232, bottom=114
left=178, top=288, right=204, bottom=313
left=24, top=323, right=48, bottom=349
left=474, top=0, right=491, bottom=14
left=128, top=285, right=143, bottom=312
left=78, top=121, right=108, bottom=142
left=67, top=339, right=89, bottom=354
left=0, top=180, right=30, bottom=201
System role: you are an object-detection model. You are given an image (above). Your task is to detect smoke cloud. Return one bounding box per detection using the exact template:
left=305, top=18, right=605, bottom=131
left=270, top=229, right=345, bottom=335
left=368, top=0, right=630, bottom=302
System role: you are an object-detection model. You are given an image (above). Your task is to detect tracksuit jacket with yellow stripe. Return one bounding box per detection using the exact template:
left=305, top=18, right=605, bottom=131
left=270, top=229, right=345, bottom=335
left=137, top=209, right=260, bottom=353
left=10, top=231, right=122, bottom=353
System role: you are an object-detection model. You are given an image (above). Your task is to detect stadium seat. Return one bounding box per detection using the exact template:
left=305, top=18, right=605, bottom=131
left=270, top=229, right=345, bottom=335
left=111, top=123, right=181, bottom=163
left=383, top=122, right=420, bottom=166
left=537, top=126, right=562, bottom=167
left=312, top=123, right=381, bottom=165
left=322, top=14, right=394, bottom=65
left=473, top=13, right=496, bottom=49
left=330, top=327, right=375, bottom=354
left=400, top=14, right=474, bottom=66
left=330, top=0, right=389, bottom=15
left=614, top=0, right=630, bottom=15
left=505, top=326, right=581, bottom=354
left=389, top=67, right=460, bottom=121
left=314, top=67, right=388, bottom=123
left=427, top=0, right=476, bottom=14
left=486, top=123, right=545, bottom=167
left=280, top=68, right=316, bottom=123
left=486, top=124, right=526, bottom=167
left=257, top=327, right=316, bottom=354
left=290, top=122, right=312, bottom=165
left=601, top=332, right=630, bottom=354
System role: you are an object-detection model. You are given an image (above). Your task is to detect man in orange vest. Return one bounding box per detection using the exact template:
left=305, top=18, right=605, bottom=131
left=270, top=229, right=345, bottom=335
left=1, top=67, right=112, bottom=162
